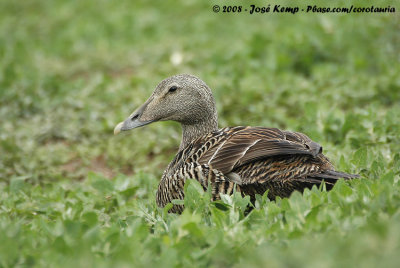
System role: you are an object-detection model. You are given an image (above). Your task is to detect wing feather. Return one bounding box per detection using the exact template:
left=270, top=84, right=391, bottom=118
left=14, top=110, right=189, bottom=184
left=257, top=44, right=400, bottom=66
left=198, top=127, right=322, bottom=174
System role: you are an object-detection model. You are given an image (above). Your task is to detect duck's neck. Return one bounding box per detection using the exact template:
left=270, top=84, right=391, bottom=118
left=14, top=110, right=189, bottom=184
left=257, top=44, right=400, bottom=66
left=180, top=117, right=218, bottom=151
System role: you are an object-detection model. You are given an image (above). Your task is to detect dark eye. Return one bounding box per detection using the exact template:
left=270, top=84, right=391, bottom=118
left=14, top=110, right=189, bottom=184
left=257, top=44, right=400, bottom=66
left=168, top=86, right=177, bottom=93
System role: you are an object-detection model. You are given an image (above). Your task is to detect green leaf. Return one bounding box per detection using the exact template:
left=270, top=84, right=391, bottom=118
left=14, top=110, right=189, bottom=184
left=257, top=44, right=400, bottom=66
left=182, top=222, right=204, bottom=240
left=9, top=176, right=30, bottom=193
left=89, top=172, right=114, bottom=193
left=119, top=187, right=139, bottom=199
left=352, top=147, right=368, bottom=167
left=82, top=212, right=98, bottom=227
left=171, top=199, right=184, bottom=205
left=211, top=201, right=231, bottom=211
left=163, top=203, right=174, bottom=216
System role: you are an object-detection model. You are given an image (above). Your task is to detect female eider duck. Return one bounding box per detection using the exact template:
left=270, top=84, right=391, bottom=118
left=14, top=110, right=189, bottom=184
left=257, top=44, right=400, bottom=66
left=114, top=74, right=358, bottom=213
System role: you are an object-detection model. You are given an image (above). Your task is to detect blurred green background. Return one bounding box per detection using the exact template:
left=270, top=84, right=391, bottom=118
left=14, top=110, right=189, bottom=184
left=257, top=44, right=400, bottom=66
left=0, top=0, right=399, bottom=267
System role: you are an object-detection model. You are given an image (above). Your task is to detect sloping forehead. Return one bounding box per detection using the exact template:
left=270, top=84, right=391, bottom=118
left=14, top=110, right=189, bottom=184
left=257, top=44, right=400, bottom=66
left=156, top=74, right=203, bottom=90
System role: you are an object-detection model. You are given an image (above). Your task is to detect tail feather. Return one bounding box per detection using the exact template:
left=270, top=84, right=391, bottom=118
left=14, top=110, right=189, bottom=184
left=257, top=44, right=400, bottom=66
left=322, top=170, right=360, bottom=180
left=296, top=170, right=359, bottom=187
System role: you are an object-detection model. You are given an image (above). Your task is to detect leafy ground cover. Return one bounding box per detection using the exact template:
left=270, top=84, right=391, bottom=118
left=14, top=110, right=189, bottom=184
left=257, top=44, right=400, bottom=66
left=0, top=0, right=399, bottom=267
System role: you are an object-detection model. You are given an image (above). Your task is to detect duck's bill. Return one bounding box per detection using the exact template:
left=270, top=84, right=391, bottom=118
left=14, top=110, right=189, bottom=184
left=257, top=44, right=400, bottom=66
left=113, top=118, right=154, bottom=135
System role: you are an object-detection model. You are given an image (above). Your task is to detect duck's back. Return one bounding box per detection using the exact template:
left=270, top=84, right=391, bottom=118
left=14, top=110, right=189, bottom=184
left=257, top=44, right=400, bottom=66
left=157, top=126, right=358, bottom=213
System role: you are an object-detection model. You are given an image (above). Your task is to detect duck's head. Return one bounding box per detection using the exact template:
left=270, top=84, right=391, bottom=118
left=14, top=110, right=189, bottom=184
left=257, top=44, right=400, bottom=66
left=114, top=74, right=218, bottom=135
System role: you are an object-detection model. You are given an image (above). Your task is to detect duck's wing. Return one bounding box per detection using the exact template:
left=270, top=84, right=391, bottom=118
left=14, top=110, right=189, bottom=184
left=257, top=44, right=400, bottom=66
left=197, top=126, right=324, bottom=175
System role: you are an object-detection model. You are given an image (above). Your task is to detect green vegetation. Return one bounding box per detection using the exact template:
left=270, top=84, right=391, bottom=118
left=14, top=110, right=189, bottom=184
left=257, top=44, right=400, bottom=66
left=1, top=0, right=399, bottom=267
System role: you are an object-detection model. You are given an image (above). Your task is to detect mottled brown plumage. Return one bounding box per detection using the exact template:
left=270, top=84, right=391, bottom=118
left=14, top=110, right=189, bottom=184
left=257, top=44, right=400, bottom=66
left=114, top=74, right=358, bottom=213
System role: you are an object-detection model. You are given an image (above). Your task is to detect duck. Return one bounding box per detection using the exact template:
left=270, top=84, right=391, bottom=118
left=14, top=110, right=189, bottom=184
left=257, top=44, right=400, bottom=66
left=114, top=74, right=358, bottom=213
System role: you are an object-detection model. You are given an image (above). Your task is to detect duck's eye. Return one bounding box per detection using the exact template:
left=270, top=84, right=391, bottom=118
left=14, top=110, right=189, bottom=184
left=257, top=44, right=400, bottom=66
left=168, top=86, right=178, bottom=93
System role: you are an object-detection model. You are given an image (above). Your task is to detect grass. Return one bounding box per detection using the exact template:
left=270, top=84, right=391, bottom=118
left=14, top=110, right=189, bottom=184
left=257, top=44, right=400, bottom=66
left=1, top=0, right=400, bottom=267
